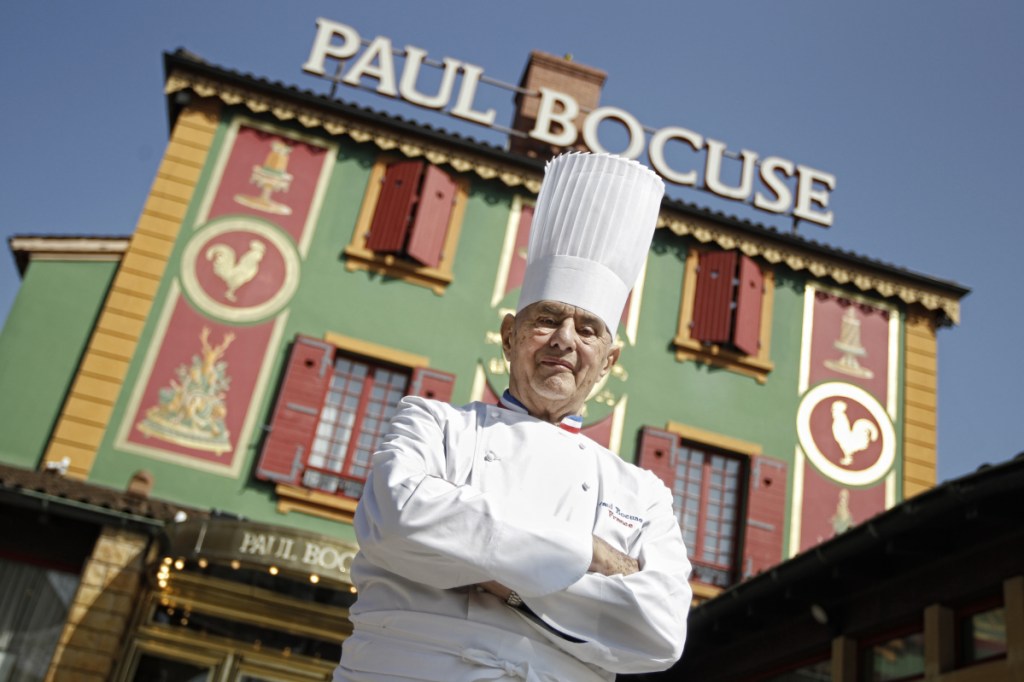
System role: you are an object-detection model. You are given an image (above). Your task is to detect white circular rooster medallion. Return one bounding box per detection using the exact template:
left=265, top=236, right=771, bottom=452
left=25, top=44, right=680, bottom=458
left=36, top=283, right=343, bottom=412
left=796, top=381, right=896, bottom=486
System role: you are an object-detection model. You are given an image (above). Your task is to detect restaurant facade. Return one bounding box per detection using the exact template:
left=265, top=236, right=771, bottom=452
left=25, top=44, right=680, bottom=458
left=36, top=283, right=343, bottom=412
left=0, top=23, right=991, bottom=681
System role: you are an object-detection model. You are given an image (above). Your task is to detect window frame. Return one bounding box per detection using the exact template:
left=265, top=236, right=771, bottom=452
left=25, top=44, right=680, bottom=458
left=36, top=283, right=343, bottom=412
left=638, top=423, right=788, bottom=591
left=258, top=333, right=453, bottom=523
left=667, top=423, right=759, bottom=585
left=303, top=354, right=412, bottom=498
left=343, top=155, right=469, bottom=295
left=674, top=441, right=746, bottom=577
left=674, top=246, right=775, bottom=383
left=638, top=423, right=783, bottom=591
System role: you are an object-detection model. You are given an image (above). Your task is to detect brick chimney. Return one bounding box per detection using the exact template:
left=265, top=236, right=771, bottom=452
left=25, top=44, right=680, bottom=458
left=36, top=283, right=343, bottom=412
left=509, top=51, right=607, bottom=159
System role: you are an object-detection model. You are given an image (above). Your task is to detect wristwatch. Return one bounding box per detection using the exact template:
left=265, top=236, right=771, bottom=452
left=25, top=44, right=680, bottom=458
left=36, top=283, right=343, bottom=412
left=506, top=591, right=523, bottom=608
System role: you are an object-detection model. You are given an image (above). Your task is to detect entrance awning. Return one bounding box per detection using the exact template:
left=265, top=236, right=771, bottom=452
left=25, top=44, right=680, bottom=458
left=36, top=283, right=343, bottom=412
left=163, top=517, right=358, bottom=589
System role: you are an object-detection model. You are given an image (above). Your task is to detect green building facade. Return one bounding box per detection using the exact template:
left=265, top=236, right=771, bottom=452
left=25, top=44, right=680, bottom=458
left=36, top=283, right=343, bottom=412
left=0, top=48, right=968, bottom=681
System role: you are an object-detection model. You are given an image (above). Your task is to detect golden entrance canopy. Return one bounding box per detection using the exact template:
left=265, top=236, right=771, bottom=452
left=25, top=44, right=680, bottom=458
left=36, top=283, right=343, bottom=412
left=163, top=517, right=358, bottom=589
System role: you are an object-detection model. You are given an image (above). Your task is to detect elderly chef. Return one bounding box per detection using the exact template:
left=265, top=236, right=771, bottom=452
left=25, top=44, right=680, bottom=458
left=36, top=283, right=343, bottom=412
left=335, top=152, right=692, bottom=682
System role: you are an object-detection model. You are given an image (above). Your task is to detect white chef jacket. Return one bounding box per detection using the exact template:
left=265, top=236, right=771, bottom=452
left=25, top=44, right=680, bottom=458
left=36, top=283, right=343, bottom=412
left=334, top=396, right=691, bottom=681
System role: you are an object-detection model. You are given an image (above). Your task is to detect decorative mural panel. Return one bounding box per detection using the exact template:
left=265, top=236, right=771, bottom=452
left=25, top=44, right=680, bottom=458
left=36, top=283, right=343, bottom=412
left=790, top=286, right=899, bottom=556
left=116, top=118, right=336, bottom=476
left=128, top=297, right=275, bottom=465
left=181, top=217, right=300, bottom=323
left=204, top=124, right=331, bottom=249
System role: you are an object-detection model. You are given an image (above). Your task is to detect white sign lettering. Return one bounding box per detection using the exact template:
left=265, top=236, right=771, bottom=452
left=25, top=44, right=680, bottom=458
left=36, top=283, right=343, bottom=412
left=238, top=530, right=356, bottom=576
left=303, top=18, right=836, bottom=227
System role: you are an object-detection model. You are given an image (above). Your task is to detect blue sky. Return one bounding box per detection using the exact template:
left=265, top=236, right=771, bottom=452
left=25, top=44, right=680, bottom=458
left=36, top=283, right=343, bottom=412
left=1, top=1, right=1021, bottom=481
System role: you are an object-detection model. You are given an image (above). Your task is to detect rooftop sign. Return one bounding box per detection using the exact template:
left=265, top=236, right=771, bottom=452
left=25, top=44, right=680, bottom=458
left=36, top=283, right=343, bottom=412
left=302, top=18, right=836, bottom=228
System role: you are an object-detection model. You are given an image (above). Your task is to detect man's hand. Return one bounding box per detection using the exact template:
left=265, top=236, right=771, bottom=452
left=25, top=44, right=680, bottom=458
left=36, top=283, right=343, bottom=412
left=589, top=535, right=639, bottom=577
left=477, top=580, right=514, bottom=601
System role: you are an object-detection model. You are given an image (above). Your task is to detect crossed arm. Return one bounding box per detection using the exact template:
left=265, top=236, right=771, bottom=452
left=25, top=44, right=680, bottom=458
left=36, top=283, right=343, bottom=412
left=479, top=535, right=638, bottom=602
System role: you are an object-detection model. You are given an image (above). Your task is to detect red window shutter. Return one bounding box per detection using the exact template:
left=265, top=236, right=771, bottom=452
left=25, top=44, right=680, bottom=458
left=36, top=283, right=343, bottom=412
left=691, top=250, right=738, bottom=344
left=741, top=455, right=788, bottom=579
left=365, top=160, right=424, bottom=253
left=409, top=367, right=456, bottom=403
left=636, top=427, right=678, bottom=489
left=732, top=255, right=764, bottom=356
left=256, top=336, right=334, bottom=485
left=406, top=165, right=456, bottom=268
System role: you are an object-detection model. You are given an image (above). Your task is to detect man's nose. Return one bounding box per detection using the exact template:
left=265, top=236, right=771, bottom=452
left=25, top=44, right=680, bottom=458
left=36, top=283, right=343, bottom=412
left=550, top=319, right=577, bottom=349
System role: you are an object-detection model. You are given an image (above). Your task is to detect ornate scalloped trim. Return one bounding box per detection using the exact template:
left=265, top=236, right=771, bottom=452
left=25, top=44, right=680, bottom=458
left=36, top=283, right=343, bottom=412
left=166, top=71, right=961, bottom=325
left=166, top=72, right=543, bottom=194
left=659, top=215, right=960, bottom=324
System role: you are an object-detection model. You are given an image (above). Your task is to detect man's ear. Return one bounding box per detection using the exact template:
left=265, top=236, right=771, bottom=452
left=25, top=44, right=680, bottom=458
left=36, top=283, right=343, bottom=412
left=602, top=344, right=621, bottom=377
left=500, top=313, right=516, bottom=360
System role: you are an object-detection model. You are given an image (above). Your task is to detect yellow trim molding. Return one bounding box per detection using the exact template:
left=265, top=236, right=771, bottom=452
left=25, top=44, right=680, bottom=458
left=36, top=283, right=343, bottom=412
left=323, top=331, right=429, bottom=369
left=691, top=582, right=724, bottom=604
left=41, top=98, right=222, bottom=479
left=275, top=483, right=361, bottom=525
left=902, top=307, right=939, bottom=498
left=665, top=421, right=762, bottom=457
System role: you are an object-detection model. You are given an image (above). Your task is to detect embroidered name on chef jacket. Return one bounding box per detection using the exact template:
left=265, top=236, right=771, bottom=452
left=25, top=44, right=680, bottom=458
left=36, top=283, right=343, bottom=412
left=598, top=501, right=644, bottom=529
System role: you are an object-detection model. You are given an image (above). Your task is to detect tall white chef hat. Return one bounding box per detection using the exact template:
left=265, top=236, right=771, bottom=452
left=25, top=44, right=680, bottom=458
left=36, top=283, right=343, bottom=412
left=517, top=152, right=665, bottom=336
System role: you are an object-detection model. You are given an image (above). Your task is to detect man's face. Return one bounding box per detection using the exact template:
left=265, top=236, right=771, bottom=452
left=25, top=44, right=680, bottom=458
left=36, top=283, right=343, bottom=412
left=501, top=301, right=620, bottom=421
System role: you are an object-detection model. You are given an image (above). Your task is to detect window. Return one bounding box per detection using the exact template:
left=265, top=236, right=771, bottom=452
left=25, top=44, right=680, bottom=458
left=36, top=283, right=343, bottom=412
left=344, top=157, right=469, bottom=295
left=637, top=425, right=786, bottom=589
left=673, top=445, right=742, bottom=576
left=304, top=357, right=409, bottom=499
left=860, top=627, right=924, bottom=682
left=0, top=558, right=81, bottom=681
left=256, top=334, right=454, bottom=521
left=958, top=600, right=1007, bottom=666
left=674, top=247, right=774, bottom=383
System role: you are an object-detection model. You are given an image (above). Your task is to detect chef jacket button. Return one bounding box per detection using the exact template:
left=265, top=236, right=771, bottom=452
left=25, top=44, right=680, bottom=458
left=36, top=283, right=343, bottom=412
left=484, top=451, right=498, bottom=462
left=578, top=442, right=586, bottom=450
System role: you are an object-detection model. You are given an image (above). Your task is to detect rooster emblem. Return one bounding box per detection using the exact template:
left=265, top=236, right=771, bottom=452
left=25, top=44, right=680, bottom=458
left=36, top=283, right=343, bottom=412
left=205, top=240, right=266, bottom=301
left=830, top=400, right=879, bottom=465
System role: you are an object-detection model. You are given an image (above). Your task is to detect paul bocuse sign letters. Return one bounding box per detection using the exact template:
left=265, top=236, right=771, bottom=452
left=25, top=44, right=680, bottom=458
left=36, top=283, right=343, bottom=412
left=303, top=18, right=836, bottom=227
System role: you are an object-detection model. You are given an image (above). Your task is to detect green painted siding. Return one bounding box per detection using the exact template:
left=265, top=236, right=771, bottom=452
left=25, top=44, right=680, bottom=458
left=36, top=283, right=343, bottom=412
left=0, top=259, right=117, bottom=468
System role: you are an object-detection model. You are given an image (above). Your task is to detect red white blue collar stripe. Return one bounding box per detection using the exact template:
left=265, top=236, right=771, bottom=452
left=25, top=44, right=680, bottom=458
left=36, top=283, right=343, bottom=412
left=499, top=390, right=583, bottom=434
